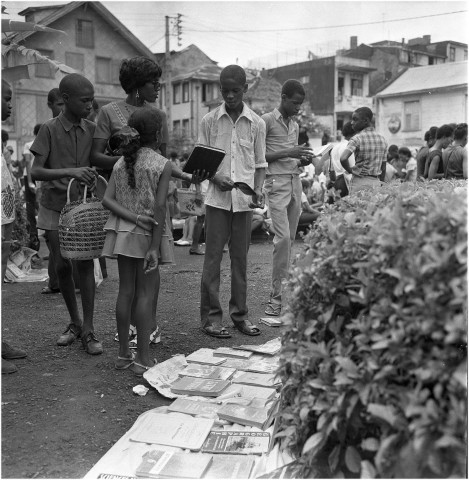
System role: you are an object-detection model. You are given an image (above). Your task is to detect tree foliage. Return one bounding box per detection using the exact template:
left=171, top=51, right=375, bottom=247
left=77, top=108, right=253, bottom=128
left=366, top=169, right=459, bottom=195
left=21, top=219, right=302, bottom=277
left=276, top=180, right=467, bottom=478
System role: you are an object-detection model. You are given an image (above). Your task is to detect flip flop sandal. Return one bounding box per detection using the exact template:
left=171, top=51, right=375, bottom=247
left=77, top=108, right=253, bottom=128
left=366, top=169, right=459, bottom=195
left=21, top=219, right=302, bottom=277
left=129, top=359, right=157, bottom=377
left=201, top=326, right=232, bottom=339
left=264, top=303, right=282, bottom=316
left=234, top=321, right=261, bottom=336
left=115, top=351, right=136, bottom=370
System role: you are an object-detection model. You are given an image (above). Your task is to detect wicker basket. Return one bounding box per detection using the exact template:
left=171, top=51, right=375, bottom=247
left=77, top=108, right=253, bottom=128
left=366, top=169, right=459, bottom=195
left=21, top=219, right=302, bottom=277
left=58, top=177, right=110, bottom=260
left=178, top=184, right=206, bottom=216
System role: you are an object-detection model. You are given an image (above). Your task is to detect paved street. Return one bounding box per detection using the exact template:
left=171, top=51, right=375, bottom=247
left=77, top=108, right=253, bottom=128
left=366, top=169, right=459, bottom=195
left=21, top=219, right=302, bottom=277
left=1, top=233, right=305, bottom=478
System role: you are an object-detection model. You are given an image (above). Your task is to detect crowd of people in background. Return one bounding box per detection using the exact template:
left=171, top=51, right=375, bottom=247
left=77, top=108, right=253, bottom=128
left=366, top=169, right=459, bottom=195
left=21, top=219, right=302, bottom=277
left=2, top=53, right=467, bottom=375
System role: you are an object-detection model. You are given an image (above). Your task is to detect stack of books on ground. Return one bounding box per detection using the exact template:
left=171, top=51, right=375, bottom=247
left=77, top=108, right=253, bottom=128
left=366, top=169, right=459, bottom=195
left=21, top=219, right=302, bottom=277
left=85, top=406, right=297, bottom=479
left=233, top=338, right=282, bottom=356
left=128, top=410, right=274, bottom=478
left=167, top=343, right=282, bottom=402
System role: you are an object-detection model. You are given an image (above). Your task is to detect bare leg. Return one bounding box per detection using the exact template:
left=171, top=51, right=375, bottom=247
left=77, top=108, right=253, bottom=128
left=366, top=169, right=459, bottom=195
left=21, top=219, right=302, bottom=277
left=133, top=262, right=159, bottom=367
left=191, top=215, right=205, bottom=250
left=46, top=230, right=81, bottom=328
left=75, top=259, right=96, bottom=336
left=116, top=255, right=136, bottom=359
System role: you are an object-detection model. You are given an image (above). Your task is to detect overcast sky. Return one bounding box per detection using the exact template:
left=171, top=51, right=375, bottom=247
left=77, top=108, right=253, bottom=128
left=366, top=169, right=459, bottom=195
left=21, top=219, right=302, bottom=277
left=3, top=0, right=468, bottom=67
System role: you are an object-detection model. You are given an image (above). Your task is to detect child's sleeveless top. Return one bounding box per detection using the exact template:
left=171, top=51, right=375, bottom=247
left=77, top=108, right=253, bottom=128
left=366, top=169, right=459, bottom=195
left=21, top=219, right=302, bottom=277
left=114, top=147, right=166, bottom=216
left=102, top=147, right=174, bottom=263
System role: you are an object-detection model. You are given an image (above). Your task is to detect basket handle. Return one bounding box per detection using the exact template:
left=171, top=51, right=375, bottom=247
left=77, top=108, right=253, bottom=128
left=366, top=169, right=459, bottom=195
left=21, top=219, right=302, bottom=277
left=66, top=175, right=108, bottom=205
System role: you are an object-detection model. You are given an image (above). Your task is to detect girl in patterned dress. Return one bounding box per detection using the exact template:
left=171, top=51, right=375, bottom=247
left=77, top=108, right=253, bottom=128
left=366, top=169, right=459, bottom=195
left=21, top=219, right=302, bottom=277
left=102, top=108, right=172, bottom=376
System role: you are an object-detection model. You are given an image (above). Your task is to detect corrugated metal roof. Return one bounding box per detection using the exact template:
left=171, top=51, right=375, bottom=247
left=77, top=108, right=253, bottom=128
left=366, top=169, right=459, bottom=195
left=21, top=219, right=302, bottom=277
left=171, top=63, right=222, bottom=83
left=376, top=61, right=468, bottom=97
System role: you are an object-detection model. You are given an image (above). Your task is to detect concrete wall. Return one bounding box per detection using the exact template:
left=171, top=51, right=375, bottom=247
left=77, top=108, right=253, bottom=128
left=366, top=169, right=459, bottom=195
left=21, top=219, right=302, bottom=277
left=309, top=58, right=335, bottom=115
left=375, top=88, right=468, bottom=147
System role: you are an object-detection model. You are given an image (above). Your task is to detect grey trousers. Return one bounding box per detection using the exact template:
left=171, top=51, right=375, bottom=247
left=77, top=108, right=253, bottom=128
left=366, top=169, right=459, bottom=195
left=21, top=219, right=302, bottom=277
left=265, top=174, right=302, bottom=305
left=200, top=205, right=253, bottom=329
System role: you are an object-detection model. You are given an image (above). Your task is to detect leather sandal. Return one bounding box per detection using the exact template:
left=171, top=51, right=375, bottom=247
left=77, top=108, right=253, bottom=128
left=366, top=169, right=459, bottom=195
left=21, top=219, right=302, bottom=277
left=201, top=326, right=232, bottom=338
left=115, top=352, right=136, bottom=370
left=129, top=359, right=157, bottom=377
left=234, top=320, right=261, bottom=336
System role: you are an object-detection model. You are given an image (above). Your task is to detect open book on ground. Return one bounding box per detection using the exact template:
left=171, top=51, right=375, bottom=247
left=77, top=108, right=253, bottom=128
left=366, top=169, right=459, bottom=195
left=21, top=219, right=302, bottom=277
left=135, top=449, right=213, bottom=479
left=201, top=431, right=271, bottom=455
left=179, top=364, right=236, bottom=381
left=232, top=372, right=281, bottom=389
left=221, top=383, right=277, bottom=401
left=170, top=377, right=231, bottom=397
left=217, top=399, right=279, bottom=430
left=243, top=356, right=280, bottom=374
left=167, top=398, right=223, bottom=417
left=213, top=347, right=253, bottom=359
left=186, top=349, right=227, bottom=366
left=234, top=338, right=282, bottom=356
left=202, top=454, right=256, bottom=478
left=129, top=412, right=214, bottom=450
left=183, top=144, right=226, bottom=178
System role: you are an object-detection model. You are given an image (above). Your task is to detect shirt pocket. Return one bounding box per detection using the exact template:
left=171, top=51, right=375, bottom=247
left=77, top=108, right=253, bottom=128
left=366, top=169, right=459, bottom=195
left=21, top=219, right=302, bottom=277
left=263, top=177, right=275, bottom=195
left=239, top=138, right=254, bottom=151
left=288, top=131, right=297, bottom=145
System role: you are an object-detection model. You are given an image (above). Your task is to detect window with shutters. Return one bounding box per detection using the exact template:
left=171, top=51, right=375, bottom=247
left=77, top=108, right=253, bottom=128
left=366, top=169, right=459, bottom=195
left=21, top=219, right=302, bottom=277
left=351, top=73, right=363, bottom=96
left=182, top=119, right=189, bottom=135
left=182, top=83, right=189, bottom=103
left=173, top=84, right=181, bottom=104
left=76, top=19, right=94, bottom=48
left=404, top=100, right=420, bottom=131
left=96, top=57, right=120, bottom=84
left=449, top=47, right=456, bottom=62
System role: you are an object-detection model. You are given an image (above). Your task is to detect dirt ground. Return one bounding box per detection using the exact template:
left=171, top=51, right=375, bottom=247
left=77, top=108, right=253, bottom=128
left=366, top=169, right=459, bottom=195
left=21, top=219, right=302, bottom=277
left=1, top=233, right=304, bottom=479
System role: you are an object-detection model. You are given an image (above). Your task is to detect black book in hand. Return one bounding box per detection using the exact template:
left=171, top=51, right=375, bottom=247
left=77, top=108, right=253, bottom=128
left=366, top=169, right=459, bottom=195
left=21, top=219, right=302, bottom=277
left=182, top=144, right=226, bottom=178
left=233, top=182, right=256, bottom=196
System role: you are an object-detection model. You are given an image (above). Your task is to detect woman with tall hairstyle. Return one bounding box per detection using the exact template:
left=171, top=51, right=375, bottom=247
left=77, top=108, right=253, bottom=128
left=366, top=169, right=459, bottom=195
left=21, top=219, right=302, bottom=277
left=91, top=56, right=202, bottom=347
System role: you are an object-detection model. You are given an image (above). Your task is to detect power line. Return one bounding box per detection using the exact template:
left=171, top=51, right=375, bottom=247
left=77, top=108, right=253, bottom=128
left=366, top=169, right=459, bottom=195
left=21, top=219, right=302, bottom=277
left=185, top=9, right=467, bottom=33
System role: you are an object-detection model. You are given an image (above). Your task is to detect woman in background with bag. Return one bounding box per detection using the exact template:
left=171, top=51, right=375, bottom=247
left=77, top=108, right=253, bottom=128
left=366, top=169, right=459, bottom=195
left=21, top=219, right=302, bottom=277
left=102, top=110, right=172, bottom=377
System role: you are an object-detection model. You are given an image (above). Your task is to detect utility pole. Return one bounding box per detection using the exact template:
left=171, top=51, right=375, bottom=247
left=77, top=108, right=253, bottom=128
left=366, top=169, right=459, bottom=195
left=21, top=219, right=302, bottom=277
left=164, top=14, right=182, bottom=135
left=165, top=15, right=172, bottom=131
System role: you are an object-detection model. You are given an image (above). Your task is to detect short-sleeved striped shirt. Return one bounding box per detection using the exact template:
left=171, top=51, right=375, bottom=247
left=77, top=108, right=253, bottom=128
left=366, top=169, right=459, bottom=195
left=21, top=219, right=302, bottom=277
left=345, top=127, right=387, bottom=176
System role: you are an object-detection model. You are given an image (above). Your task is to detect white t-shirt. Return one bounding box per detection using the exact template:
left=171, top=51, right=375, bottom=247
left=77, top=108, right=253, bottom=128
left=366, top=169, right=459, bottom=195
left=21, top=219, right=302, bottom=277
left=384, top=163, right=397, bottom=183
left=404, top=157, right=417, bottom=182
left=330, top=140, right=355, bottom=176
left=23, top=140, right=33, bottom=156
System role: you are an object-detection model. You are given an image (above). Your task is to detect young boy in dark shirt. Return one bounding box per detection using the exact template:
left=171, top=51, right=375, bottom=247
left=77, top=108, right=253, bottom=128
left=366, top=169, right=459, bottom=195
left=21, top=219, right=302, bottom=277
left=31, top=74, right=102, bottom=355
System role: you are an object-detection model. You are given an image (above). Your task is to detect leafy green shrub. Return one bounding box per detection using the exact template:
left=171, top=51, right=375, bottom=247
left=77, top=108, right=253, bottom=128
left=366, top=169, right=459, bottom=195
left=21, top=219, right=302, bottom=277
left=276, top=180, right=467, bottom=478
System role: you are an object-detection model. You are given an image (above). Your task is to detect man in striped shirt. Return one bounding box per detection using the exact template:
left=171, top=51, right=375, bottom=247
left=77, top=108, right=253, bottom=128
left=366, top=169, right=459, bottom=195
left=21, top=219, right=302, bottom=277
left=340, top=107, right=387, bottom=194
